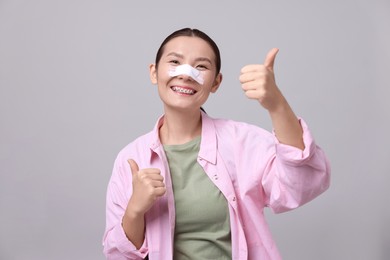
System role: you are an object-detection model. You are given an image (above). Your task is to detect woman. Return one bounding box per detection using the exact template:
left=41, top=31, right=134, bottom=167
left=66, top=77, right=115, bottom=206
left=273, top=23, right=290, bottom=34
left=103, top=28, right=330, bottom=260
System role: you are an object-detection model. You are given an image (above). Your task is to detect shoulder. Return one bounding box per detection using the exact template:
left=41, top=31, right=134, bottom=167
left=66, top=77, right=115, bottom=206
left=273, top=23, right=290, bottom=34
left=208, top=115, right=272, bottom=139
left=108, top=131, right=155, bottom=185
left=114, top=130, right=154, bottom=165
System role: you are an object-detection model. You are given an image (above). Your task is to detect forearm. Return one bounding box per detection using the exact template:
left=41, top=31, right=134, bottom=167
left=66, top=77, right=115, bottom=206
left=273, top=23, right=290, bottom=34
left=122, top=207, right=145, bottom=249
left=268, top=97, right=304, bottom=150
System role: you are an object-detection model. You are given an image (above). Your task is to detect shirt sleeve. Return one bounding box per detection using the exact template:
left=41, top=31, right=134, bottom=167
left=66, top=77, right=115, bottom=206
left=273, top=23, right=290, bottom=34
left=262, top=118, right=331, bottom=213
left=102, top=155, right=149, bottom=259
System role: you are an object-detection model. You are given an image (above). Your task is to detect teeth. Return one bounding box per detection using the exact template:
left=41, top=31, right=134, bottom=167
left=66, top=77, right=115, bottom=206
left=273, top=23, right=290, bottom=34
left=172, top=86, right=195, bottom=95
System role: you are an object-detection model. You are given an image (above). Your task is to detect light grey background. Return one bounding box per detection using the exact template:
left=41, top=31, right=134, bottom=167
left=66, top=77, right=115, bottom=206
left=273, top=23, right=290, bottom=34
left=1, top=0, right=389, bottom=259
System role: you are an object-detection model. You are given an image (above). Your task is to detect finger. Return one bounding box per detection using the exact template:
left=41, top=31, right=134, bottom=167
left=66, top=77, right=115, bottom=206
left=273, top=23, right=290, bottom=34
left=244, top=89, right=263, bottom=100
left=147, top=173, right=164, bottom=182
left=150, top=180, right=165, bottom=188
left=240, top=64, right=263, bottom=74
left=239, top=74, right=251, bottom=85
left=128, top=159, right=139, bottom=176
left=263, top=48, right=279, bottom=71
left=241, top=82, right=258, bottom=91
left=239, top=72, right=256, bottom=84
left=240, top=70, right=267, bottom=84
left=154, top=187, right=167, bottom=197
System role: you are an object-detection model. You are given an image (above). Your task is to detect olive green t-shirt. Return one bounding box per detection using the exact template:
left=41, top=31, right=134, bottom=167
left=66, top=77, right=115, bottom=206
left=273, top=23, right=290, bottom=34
left=164, top=137, right=232, bottom=260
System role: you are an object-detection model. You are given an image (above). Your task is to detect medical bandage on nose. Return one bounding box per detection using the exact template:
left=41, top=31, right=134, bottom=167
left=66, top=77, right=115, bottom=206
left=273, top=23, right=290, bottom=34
left=168, top=64, right=204, bottom=85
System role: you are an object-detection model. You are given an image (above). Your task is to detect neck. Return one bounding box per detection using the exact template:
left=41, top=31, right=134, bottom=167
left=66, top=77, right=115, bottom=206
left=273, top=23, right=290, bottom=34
left=159, top=108, right=202, bottom=145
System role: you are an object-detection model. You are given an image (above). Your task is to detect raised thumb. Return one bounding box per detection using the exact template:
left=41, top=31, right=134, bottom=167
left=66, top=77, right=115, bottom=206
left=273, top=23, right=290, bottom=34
left=264, top=48, right=279, bottom=71
left=128, top=159, right=139, bottom=175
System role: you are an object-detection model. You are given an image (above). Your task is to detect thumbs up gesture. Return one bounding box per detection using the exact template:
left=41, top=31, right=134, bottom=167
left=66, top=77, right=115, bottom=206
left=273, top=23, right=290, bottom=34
left=239, top=48, right=284, bottom=112
left=126, top=159, right=166, bottom=215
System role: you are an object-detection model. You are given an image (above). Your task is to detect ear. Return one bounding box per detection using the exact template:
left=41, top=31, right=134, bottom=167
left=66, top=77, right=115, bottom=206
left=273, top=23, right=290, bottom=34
left=149, top=63, right=157, bottom=84
left=210, top=73, right=223, bottom=93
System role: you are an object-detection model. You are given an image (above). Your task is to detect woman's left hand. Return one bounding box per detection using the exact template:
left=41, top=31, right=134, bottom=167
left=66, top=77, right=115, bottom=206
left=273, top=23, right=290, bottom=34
left=240, top=48, right=305, bottom=150
left=239, top=48, right=285, bottom=112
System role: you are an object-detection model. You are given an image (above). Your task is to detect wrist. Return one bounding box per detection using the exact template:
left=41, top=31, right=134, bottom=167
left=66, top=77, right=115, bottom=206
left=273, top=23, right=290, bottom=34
left=267, top=96, right=290, bottom=117
left=125, top=201, right=146, bottom=220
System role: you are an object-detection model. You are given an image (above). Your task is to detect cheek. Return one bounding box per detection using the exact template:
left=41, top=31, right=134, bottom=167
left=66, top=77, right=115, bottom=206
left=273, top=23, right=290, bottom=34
left=203, top=73, right=218, bottom=86
left=157, top=67, right=171, bottom=82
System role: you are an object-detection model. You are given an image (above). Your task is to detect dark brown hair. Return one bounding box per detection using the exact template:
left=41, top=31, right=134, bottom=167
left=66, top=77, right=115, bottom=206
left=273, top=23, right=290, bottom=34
left=155, top=28, right=221, bottom=75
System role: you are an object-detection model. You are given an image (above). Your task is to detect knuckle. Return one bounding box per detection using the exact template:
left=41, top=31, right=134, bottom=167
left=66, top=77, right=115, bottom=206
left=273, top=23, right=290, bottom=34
left=139, top=173, right=147, bottom=181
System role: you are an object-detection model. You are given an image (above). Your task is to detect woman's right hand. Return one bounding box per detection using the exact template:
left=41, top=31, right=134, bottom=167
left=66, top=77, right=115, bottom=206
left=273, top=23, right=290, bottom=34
left=122, top=159, right=166, bottom=248
left=126, top=159, right=166, bottom=216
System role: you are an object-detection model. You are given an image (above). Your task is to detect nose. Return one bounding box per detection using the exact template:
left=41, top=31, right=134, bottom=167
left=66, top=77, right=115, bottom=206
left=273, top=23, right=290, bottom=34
left=178, top=73, right=194, bottom=82
left=168, top=64, right=204, bottom=84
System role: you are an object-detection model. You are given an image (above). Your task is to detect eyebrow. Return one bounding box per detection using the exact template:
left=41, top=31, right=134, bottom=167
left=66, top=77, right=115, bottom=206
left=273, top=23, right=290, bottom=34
left=166, top=52, right=213, bottom=65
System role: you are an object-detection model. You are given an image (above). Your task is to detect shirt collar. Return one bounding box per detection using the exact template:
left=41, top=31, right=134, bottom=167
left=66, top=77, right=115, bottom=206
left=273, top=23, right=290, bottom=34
left=199, top=111, right=217, bottom=164
left=148, top=111, right=217, bottom=165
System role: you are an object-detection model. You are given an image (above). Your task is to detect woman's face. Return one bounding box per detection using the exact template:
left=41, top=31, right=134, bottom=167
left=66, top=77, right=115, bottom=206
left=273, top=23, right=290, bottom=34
left=150, top=36, right=222, bottom=113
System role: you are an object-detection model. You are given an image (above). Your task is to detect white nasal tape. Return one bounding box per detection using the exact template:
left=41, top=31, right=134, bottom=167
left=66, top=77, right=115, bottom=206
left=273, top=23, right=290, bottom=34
left=168, top=64, right=204, bottom=85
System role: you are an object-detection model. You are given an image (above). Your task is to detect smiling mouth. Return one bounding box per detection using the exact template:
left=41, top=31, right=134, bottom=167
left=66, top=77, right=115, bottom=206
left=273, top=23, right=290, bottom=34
left=171, top=86, right=197, bottom=95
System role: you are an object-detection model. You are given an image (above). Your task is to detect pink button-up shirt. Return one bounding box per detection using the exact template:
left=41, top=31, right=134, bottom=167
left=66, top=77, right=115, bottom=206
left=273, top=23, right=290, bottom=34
left=103, top=112, right=331, bottom=260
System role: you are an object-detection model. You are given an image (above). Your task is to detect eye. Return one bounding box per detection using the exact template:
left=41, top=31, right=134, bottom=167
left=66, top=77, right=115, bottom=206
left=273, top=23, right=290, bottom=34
left=196, top=64, right=208, bottom=70
left=169, top=60, right=180, bottom=65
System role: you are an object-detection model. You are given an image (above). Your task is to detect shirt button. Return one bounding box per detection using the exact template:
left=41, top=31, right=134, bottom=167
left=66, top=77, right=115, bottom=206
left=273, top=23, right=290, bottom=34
left=213, top=174, right=218, bottom=180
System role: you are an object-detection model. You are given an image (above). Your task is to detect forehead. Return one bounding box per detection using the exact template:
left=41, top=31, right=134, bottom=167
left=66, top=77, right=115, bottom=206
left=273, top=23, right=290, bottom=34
left=162, top=36, right=215, bottom=60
